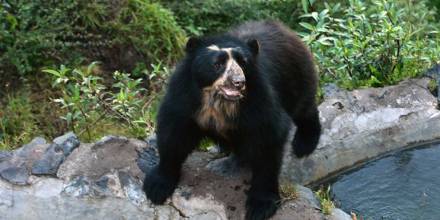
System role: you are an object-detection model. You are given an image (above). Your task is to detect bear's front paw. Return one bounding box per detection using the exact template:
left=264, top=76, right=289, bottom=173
left=245, top=193, right=280, bottom=220
left=143, top=167, right=178, bottom=205
left=292, top=132, right=318, bottom=158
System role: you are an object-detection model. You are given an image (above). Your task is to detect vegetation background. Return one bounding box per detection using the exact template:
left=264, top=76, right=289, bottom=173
left=1, top=0, right=439, bottom=150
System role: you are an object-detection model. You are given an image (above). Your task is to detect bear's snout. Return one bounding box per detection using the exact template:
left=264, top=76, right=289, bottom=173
left=229, top=74, right=245, bottom=90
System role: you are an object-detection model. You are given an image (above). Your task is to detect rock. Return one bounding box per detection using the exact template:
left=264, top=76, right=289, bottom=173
left=62, top=171, right=132, bottom=200
left=328, top=208, right=353, bottom=220
left=424, top=63, right=440, bottom=104
left=144, top=134, right=157, bottom=147
left=62, top=176, right=104, bottom=198
left=31, top=147, right=66, bottom=175
left=282, top=78, right=440, bottom=185
left=14, top=137, right=47, bottom=159
left=0, top=151, right=12, bottom=163
left=323, top=83, right=342, bottom=99
left=0, top=137, right=49, bottom=185
left=57, top=136, right=146, bottom=181
left=29, top=177, right=65, bottom=198
left=425, top=63, right=440, bottom=78
left=31, top=132, right=80, bottom=175
left=155, top=206, right=182, bottom=220
left=0, top=177, right=64, bottom=198
left=274, top=201, right=324, bottom=220
left=0, top=165, right=29, bottom=185
left=0, top=178, right=156, bottom=220
left=53, top=132, right=80, bottom=157
left=95, top=171, right=125, bottom=198
left=118, top=171, right=146, bottom=206
left=205, top=155, right=243, bottom=177
left=295, top=185, right=320, bottom=210
left=207, top=145, right=222, bottom=154
left=172, top=189, right=228, bottom=219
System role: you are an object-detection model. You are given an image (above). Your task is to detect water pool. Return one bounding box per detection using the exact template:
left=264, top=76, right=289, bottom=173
left=330, top=142, right=440, bottom=220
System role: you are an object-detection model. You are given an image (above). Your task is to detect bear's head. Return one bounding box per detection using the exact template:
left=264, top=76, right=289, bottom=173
left=185, top=36, right=259, bottom=102
left=186, top=36, right=259, bottom=133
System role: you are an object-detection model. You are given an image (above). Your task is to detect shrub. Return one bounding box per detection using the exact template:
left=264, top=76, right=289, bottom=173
left=0, top=0, right=185, bottom=79
left=43, top=62, right=167, bottom=141
left=299, top=0, right=440, bottom=89
left=428, top=0, right=440, bottom=19
left=163, top=0, right=303, bottom=36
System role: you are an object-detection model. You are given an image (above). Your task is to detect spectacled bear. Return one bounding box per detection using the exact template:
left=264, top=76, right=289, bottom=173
left=143, top=20, right=321, bottom=220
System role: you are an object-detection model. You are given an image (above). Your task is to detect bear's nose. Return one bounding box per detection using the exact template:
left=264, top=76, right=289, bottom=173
left=230, top=74, right=245, bottom=89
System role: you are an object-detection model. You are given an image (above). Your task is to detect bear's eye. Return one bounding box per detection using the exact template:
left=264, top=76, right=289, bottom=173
left=234, top=54, right=247, bottom=66
left=214, top=53, right=227, bottom=71
left=213, top=62, right=224, bottom=70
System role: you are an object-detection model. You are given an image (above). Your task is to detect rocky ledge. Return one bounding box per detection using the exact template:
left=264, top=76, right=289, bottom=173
left=1, top=77, right=439, bottom=220
left=0, top=134, right=342, bottom=220
left=282, top=78, right=440, bottom=185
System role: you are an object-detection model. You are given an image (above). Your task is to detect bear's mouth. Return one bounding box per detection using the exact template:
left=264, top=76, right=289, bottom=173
left=218, top=86, right=244, bottom=101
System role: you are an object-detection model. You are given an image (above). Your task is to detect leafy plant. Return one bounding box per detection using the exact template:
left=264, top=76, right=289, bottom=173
left=44, top=62, right=167, bottom=141
left=299, top=0, right=440, bottom=89
left=315, top=186, right=335, bottom=215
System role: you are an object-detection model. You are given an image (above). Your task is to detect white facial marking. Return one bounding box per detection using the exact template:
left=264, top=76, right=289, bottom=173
left=206, top=45, right=241, bottom=75
left=207, top=45, right=220, bottom=51
left=207, top=45, right=239, bottom=55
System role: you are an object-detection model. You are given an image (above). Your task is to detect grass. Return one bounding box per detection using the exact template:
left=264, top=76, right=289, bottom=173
left=280, top=182, right=298, bottom=202
left=198, top=138, right=216, bottom=151
left=315, top=186, right=335, bottom=215
left=0, top=92, right=40, bottom=150
left=428, top=79, right=439, bottom=97
left=74, top=114, right=136, bottom=142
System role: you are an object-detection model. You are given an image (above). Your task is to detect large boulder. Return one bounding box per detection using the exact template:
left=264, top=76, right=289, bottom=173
left=32, top=132, right=80, bottom=175
left=57, top=136, right=146, bottom=181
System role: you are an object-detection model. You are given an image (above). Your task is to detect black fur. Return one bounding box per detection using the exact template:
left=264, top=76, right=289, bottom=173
left=143, top=21, right=321, bottom=220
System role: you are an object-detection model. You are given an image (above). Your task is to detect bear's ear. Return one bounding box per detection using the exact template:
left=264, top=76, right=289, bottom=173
left=247, top=39, right=259, bottom=55
left=186, top=37, right=200, bottom=53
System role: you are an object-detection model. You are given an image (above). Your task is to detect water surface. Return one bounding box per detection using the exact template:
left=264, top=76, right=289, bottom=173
left=331, top=142, right=440, bottom=220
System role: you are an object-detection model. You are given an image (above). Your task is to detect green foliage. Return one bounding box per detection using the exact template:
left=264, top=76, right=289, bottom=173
left=428, top=0, right=440, bottom=19
left=0, top=0, right=185, bottom=79
left=198, top=138, right=215, bottom=151
left=44, top=62, right=167, bottom=142
left=0, top=92, right=39, bottom=150
left=164, top=0, right=302, bottom=36
left=112, top=0, right=186, bottom=65
left=299, top=0, right=440, bottom=89
left=428, top=79, right=439, bottom=97
left=315, top=186, right=335, bottom=215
